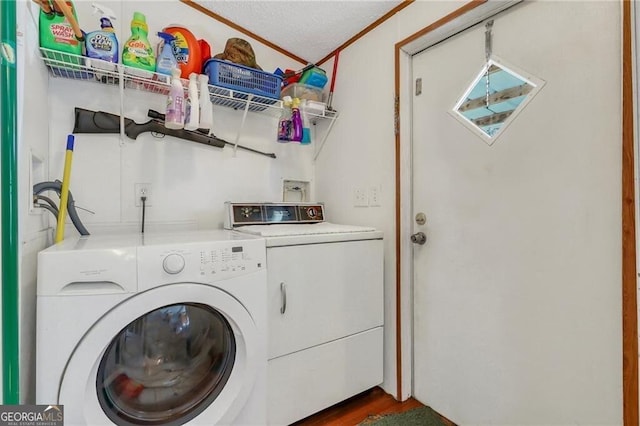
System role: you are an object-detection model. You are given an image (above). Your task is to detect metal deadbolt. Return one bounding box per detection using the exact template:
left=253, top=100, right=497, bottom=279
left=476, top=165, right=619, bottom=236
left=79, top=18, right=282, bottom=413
left=411, top=232, right=427, bottom=245
left=415, top=212, right=426, bottom=226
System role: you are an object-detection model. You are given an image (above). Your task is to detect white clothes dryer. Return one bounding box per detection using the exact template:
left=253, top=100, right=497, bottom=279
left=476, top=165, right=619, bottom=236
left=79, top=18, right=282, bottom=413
left=224, top=203, right=384, bottom=425
left=36, top=230, right=267, bottom=426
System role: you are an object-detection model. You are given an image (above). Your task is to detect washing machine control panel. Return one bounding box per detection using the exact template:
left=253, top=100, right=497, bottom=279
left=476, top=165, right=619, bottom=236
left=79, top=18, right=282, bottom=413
left=138, top=238, right=266, bottom=289
left=198, top=245, right=253, bottom=276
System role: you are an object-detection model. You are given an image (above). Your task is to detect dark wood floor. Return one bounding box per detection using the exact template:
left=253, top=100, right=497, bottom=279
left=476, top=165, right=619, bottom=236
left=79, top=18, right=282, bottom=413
left=292, top=387, right=427, bottom=426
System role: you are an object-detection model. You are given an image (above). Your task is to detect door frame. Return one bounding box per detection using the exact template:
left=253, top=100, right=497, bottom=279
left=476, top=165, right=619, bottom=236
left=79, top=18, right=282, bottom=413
left=393, top=1, right=638, bottom=424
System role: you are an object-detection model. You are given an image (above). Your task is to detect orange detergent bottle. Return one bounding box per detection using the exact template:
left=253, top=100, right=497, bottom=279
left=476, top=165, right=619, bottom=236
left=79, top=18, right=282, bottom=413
left=162, top=25, right=202, bottom=78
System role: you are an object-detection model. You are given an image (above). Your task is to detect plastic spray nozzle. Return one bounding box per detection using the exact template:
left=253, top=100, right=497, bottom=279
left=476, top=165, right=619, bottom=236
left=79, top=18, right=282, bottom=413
left=99, top=17, right=114, bottom=30
left=157, top=32, right=176, bottom=44
left=92, top=3, right=117, bottom=20
left=282, top=95, right=293, bottom=108
left=92, top=3, right=116, bottom=30
left=292, top=98, right=300, bottom=109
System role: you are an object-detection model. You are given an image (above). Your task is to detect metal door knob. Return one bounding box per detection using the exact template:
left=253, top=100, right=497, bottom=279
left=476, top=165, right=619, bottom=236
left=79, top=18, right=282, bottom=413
left=411, top=232, right=427, bottom=245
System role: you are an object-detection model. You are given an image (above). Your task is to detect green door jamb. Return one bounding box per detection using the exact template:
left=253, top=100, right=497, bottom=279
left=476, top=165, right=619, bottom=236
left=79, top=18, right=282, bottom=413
left=1, top=0, right=20, bottom=404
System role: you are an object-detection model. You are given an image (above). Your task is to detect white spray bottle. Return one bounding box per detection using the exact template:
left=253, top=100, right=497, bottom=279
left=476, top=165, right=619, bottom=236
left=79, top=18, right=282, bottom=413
left=184, top=73, right=200, bottom=131
left=165, top=68, right=185, bottom=129
left=198, top=74, right=213, bottom=131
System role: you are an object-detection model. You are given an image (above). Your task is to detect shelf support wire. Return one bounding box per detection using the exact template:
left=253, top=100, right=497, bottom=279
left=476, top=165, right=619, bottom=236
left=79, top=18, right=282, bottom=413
left=233, top=93, right=252, bottom=156
left=118, top=64, right=125, bottom=145
left=313, top=112, right=339, bottom=161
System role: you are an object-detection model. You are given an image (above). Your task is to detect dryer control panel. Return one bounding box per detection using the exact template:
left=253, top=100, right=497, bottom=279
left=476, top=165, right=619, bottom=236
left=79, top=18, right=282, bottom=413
left=224, top=202, right=325, bottom=228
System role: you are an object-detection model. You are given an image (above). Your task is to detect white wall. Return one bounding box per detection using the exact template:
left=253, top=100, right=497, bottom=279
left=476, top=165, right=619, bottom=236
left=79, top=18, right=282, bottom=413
left=17, top=0, right=51, bottom=403
left=315, top=1, right=467, bottom=398
left=47, top=1, right=311, bottom=236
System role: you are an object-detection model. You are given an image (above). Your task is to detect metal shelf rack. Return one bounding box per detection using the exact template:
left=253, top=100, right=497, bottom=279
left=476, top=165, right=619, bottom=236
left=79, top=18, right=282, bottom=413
left=39, top=47, right=338, bottom=158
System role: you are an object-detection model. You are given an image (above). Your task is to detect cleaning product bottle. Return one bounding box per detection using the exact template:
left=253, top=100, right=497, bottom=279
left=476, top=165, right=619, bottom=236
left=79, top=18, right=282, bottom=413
left=39, top=0, right=83, bottom=60
left=290, top=98, right=303, bottom=143
left=156, top=32, right=178, bottom=80
left=184, top=73, right=200, bottom=131
left=277, top=96, right=293, bottom=143
left=198, top=74, right=213, bottom=132
left=162, top=25, right=202, bottom=78
left=198, top=39, right=211, bottom=66
left=122, top=12, right=155, bottom=77
left=85, top=3, right=118, bottom=73
left=165, top=68, right=185, bottom=129
left=300, top=100, right=312, bottom=145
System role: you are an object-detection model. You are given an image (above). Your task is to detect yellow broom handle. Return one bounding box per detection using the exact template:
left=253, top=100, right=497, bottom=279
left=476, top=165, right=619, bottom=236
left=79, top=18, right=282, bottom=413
left=55, top=135, right=74, bottom=243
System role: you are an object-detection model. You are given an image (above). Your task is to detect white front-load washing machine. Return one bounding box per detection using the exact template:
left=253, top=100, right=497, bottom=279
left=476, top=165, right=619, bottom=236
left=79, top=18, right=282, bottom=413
left=36, top=230, right=267, bottom=426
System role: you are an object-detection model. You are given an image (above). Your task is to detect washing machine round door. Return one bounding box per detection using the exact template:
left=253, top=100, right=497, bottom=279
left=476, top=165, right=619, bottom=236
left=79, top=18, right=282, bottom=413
left=59, top=283, right=261, bottom=426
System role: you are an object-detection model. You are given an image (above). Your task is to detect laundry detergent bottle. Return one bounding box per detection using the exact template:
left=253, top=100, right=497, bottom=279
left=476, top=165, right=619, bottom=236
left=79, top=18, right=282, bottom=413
left=122, top=12, right=155, bottom=77
left=39, top=0, right=83, bottom=59
left=85, top=3, right=118, bottom=72
left=162, top=25, right=202, bottom=78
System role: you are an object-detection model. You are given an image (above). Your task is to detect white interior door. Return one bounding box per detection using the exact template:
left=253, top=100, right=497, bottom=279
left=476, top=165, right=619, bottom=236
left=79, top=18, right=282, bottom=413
left=411, top=2, right=622, bottom=424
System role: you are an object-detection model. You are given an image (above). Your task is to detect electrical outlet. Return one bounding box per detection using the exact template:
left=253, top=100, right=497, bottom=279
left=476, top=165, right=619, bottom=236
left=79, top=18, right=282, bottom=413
left=135, top=183, right=152, bottom=206
left=369, top=185, right=381, bottom=207
left=353, top=187, right=368, bottom=207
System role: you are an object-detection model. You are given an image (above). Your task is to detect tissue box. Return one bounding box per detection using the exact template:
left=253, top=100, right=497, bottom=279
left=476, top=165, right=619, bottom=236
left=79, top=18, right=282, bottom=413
left=299, top=67, right=328, bottom=89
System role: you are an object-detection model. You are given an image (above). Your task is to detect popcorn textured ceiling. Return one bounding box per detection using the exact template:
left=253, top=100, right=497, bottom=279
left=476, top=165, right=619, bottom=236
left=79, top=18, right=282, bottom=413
left=195, top=1, right=404, bottom=64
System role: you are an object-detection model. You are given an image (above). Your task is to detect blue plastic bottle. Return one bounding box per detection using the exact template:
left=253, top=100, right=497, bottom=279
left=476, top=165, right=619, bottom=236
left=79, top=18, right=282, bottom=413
left=300, top=102, right=311, bottom=145
left=156, top=32, right=178, bottom=78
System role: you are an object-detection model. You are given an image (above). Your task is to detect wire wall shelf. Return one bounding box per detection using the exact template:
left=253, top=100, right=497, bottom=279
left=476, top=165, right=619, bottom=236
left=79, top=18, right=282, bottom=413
left=306, top=108, right=338, bottom=123
left=40, top=48, right=338, bottom=159
left=39, top=48, right=285, bottom=116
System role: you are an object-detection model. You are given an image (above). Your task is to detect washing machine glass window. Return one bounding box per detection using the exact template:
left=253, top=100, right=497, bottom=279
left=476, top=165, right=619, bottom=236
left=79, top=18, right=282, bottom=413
left=96, top=303, right=236, bottom=425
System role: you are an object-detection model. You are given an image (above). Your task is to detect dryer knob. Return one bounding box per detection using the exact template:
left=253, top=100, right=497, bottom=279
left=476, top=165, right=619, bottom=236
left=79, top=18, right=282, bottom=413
left=163, top=253, right=185, bottom=274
